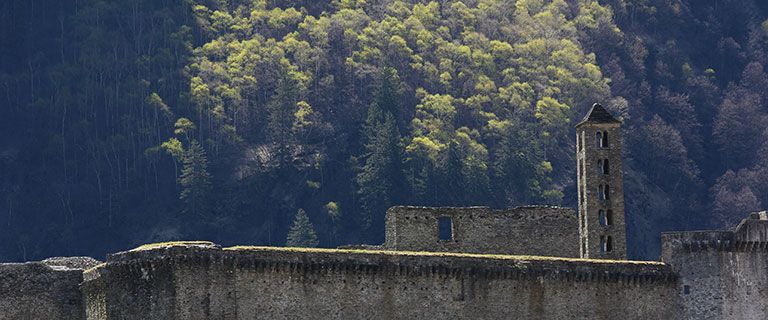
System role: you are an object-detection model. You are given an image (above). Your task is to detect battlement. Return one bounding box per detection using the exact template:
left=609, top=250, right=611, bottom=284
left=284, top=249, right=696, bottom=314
left=661, top=231, right=736, bottom=252
left=384, top=205, right=579, bottom=257
left=93, top=242, right=673, bottom=285
left=660, top=212, right=768, bottom=319
left=82, top=241, right=678, bottom=319
left=734, top=211, right=768, bottom=242
left=661, top=211, right=768, bottom=254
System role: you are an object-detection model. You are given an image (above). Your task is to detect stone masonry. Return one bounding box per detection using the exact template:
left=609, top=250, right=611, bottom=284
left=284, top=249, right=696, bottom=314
left=576, top=103, right=627, bottom=260
left=0, top=257, right=100, bottom=320
left=82, top=242, right=678, bottom=320
left=662, top=211, right=768, bottom=320
left=384, top=206, right=579, bottom=257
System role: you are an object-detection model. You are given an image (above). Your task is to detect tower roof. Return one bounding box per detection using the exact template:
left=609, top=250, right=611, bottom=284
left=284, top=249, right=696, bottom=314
left=576, top=103, right=621, bottom=127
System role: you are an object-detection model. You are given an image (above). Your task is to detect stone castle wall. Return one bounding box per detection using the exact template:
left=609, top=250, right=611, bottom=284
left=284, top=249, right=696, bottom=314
left=0, top=257, right=100, bottom=320
left=661, top=212, right=768, bottom=320
left=83, top=242, right=678, bottom=320
left=384, top=206, right=579, bottom=257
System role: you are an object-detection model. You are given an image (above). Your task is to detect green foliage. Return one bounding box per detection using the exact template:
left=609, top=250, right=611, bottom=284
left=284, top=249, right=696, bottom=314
left=174, top=118, right=196, bottom=138
left=180, top=140, right=212, bottom=216
left=161, top=138, right=185, bottom=162
left=325, top=202, right=342, bottom=221
left=286, top=209, right=320, bottom=247
left=357, top=110, right=403, bottom=232
left=7, top=0, right=768, bottom=262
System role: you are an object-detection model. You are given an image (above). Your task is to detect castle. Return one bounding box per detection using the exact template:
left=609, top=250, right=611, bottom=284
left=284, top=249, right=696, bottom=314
left=2, top=104, right=767, bottom=319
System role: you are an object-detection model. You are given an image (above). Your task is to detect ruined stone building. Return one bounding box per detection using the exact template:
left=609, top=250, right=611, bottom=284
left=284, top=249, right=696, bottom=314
left=3, top=104, right=768, bottom=319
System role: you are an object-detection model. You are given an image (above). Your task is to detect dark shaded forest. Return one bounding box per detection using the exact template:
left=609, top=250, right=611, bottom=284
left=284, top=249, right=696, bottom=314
left=2, top=0, right=768, bottom=261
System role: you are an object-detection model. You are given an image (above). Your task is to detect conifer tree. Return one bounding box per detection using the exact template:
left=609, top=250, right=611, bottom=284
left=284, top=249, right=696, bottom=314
left=356, top=68, right=407, bottom=234
left=179, top=140, right=212, bottom=216
left=374, top=67, right=402, bottom=126
left=491, top=127, right=545, bottom=206
left=440, top=141, right=466, bottom=206
left=357, top=112, right=403, bottom=232
left=286, top=209, right=319, bottom=247
left=267, top=73, right=301, bottom=167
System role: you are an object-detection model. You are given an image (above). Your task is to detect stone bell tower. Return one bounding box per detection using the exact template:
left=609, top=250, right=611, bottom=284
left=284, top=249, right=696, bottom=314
left=576, top=103, right=626, bottom=260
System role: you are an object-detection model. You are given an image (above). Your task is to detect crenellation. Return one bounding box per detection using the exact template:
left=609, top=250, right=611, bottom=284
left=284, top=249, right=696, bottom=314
left=71, top=243, right=682, bottom=319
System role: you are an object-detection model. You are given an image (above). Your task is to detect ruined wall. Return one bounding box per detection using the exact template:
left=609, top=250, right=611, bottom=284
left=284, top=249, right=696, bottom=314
left=0, top=257, right=100, bottom=320
left=384, top=206, right=579, bottom=257
left=84, top=242, right=678, bottom=320
left=662, top=212, right=768, bottom=320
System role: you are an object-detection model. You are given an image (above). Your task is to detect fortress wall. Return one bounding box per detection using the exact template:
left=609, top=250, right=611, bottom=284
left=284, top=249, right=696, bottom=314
left=384, top=206, right=579, bottom=257
left=0, top=257, right=100, bottom=320
left=82, top=258, right=177, bottom=320
left=662, top=216, right=768, bottom=320
left=84, top=243, right=678, bottom=320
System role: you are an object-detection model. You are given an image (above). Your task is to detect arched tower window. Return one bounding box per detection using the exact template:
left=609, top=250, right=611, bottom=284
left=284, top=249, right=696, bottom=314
left=604, top=184, right=610, bottom=200
left=599, top=235, right=613, bottom=253
left=602, top=131, right=609, bottom=147
left=597, top=159, right=603, bottom=174
left=596, top=131, right=603, bottom=148
left=599, top=235, right=606, bottom=254
left=603, top=159, right=610, bottom=174
left=599, top=210, right=606, bottom=226
left=598, top=185, right=605, bottom=200
left=606, top=210, right=613, bottom=225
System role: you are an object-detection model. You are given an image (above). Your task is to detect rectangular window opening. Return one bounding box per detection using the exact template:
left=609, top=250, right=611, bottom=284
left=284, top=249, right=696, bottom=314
left=599, top=236, right=606, bottom=254
left=438, top=216, right=453, bottom=241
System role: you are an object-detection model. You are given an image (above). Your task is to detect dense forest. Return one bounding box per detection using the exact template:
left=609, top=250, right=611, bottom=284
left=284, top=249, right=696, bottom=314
left=2, top=0, right=768, bottom=261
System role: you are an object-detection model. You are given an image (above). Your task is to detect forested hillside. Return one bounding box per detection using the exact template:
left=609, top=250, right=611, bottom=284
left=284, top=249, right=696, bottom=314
left=2, top=0, right=768, bottom=261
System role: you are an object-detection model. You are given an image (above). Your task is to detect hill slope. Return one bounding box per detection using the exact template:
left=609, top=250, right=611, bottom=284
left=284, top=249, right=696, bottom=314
left=1, top=0, right=768, bottom=261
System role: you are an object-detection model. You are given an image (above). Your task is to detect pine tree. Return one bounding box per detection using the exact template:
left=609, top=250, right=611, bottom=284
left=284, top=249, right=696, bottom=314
left=267, top=73, right=300, bottom=167
left=374, top=67, right=402, bottom=125
left=357, top=112, right=403, bottom=232
left=286, top=209, right=319, bottom=247
left=179, top=140, right=212, bottom=216
left=439, top=141, right=466, bottom=206
left=356, top=68, right=407, bottom=235
left=490, top=127, right=544, bottom=206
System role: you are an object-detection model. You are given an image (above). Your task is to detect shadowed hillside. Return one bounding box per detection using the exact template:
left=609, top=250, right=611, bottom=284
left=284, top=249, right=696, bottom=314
left=1, top=0, right=768, bottom=261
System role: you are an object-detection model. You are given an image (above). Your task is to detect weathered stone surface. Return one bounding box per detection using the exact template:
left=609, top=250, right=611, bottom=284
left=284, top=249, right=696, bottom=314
left=83, top=243, right=678, bottom=320
left=0, top=260, right=94, bottom=320
left=576, top=104, right=627, bottom=260
left=43, top=256, right=102, bottom=270
left=662, top=212, right=768, bottom=320
left=384, top=206, right=579, bottom=257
